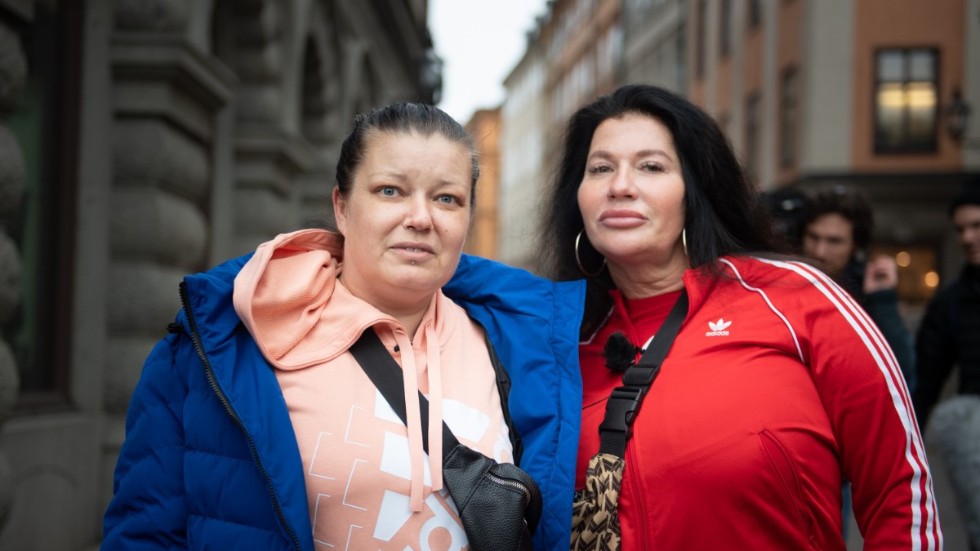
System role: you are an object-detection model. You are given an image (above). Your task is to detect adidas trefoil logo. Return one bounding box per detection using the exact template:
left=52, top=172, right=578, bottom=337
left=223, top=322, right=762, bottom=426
left=705, top=318, right=732, bottom=337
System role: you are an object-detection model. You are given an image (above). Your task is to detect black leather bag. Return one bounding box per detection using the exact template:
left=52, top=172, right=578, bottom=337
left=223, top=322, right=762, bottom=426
left=350, top=329, right=542, bottom=551
left=444, top=443, right=541, bottom=550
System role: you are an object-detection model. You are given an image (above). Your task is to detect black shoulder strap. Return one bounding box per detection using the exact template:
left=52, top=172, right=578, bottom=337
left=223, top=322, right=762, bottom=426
left=349, top=329, right=459, bottom=459
left=598, top=290, right=688, bottom=456
left=350, top=328, right=524, bottom=463
left=484, top=332, right=523, bottom=463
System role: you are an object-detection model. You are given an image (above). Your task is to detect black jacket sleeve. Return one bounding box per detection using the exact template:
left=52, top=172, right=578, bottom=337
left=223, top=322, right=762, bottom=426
left=865, top=288, right=915, bottom=390
left=912, top=285, right=958, bottom=430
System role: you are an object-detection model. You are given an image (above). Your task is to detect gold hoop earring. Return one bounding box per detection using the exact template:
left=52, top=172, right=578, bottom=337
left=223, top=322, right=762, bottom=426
left=682, top=228, right=688, bottom=257
left=575, top=230, right=606, bottom=277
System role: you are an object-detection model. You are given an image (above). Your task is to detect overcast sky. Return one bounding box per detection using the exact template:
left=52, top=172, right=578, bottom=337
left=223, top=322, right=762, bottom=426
left=428, top=0, right=548, bottom=123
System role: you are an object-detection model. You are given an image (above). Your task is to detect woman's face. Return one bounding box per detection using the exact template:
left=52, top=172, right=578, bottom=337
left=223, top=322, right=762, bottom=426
left=333, top=130, right=472, bottom=307
left=577, top=113, right=687, bottom=273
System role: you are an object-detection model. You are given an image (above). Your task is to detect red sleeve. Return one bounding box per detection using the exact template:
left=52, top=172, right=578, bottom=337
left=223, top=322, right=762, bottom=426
left=767, top=259, right=941, bottom=551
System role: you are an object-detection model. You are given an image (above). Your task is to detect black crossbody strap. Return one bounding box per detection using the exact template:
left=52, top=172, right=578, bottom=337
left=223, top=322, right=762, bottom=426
left=349, top=328, right=460, bottom=459
left=598, top=289, right=689, bottom=456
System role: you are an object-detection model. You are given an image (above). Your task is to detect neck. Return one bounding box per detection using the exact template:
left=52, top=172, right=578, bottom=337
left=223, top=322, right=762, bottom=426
left=608, top=254, right=689, bottom=299
left=393, top=311, right=428, bottom=339
left=340, top=276, right=434, bottom=338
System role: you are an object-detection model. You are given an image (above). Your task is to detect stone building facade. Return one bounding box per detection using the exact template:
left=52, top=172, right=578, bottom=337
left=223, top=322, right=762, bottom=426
left=0, top=0, right=439, bottom=548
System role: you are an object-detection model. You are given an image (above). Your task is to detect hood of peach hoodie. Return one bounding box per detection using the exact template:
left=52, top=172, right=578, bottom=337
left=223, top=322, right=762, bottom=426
left=232, top=228, right=453, bottom=512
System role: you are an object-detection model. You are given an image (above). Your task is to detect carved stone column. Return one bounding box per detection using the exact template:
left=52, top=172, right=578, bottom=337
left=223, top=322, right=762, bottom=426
left=102, top=0, right=234, bottom=510
left=215, top=0, right=314, bottom=254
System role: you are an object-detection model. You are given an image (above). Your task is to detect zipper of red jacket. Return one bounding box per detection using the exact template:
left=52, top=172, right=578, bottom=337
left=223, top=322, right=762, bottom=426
left=179, top=280, right=303, bottom=551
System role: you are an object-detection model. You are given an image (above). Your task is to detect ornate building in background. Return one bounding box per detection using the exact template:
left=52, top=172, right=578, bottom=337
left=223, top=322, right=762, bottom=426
left=0, top=1, right=439, bottom=548
left=687, top=0, right=980, bottom=314
left=494, top=0, right=980, bottom=313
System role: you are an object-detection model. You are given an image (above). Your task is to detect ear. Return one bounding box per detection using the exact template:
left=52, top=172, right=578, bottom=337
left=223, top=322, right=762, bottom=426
left=333, top=186, right=348, bottom=236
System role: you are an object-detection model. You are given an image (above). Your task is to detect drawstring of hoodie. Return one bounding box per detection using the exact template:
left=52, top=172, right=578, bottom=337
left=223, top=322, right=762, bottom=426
left=393, top=323, right=444, bottom=512
left=425, top=323, right=443, bottom=494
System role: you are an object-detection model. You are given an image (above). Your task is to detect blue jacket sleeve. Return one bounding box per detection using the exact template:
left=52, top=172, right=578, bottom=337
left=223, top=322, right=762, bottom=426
left=444, top=254, right=586, bottom=551
left=102, top=333, right=190, bottom=549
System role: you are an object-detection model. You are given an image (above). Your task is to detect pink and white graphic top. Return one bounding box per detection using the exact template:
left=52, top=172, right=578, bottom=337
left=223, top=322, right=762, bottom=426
left=234, top=229, right=512, bottom=550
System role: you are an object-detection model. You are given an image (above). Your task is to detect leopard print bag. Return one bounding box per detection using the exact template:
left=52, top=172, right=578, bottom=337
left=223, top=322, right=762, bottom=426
left=570, top=452, right=625, bottom=551
left=571, top=292, right=688, bottom=550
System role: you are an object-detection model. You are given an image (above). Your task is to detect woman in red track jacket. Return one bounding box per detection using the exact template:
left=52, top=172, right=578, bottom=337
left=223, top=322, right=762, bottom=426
left=539, top=84, right=941, bottom=550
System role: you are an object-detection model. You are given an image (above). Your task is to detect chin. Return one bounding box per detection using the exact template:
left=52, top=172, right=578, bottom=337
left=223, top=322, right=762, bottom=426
left=390, top=268, right=449, bottom=294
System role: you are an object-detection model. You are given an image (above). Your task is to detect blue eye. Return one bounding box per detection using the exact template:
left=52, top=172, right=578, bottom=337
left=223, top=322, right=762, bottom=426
left=437, top=194, right=459, bottom=205
left=380, top=187, right=397, bottom=197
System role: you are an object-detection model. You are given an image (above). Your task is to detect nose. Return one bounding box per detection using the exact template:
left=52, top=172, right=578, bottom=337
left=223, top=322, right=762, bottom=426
left=607, top=167, right=636, bottom=198
left=404, top=196, right=433, bottom=231
left=810, top=241, right=830, bottom=261
left=961, top=225, right=980, bottom=244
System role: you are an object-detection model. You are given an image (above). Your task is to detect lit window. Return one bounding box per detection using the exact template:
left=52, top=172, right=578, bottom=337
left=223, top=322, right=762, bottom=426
left=874, top=48, right=939, bottom=153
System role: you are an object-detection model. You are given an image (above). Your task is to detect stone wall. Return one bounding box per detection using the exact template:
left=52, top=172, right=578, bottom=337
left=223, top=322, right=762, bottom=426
left=0, top=0, right=438, bottom=547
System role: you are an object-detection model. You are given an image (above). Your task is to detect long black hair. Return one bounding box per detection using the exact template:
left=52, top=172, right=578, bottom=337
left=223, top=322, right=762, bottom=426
left=538, top=84, right=778, bottom=334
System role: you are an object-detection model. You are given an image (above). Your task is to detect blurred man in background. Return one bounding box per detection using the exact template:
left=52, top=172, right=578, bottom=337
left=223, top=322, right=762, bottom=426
left=913, top=180, right=980, bottom=551
left=802, top=186, right=914, bottom=386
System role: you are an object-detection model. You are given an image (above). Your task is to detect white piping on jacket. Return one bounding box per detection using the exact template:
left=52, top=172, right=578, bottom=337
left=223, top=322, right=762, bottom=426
left=740, top=257, right=940, bottom=551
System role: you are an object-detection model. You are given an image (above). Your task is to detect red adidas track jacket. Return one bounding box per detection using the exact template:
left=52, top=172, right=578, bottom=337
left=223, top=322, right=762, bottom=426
left=578, top=256, right=941, bottom=550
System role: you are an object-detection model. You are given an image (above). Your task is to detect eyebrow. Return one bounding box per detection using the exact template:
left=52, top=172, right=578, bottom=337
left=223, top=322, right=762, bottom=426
left=368, top=170, right=408, bottom=181
left=588, top=149, right=674, bottom=161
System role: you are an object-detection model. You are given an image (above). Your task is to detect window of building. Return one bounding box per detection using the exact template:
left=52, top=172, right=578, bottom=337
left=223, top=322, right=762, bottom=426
left=4, top=0, right=79, bottom=409
left=745, top=93, right=761, bottom=183
left=779, top=67, right=798, bottom=167
left=676, top=31, right=688, bottom=92
left=874, top=48, right=939, bottom=153
left=748, top=0, right=762, bottom=28
left=720, top=0, right=732, bottom=57
left=597, top=24, right=622, bottom=82
left=628, top=0, right=653, bottom=18
left=695, top=0, right=706, bottom=78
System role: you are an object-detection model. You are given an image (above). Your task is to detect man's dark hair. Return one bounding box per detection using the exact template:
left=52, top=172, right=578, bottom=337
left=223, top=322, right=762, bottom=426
left=948, top=177, right=980, bottom=218
left=802, top=186, right=874, bottom=252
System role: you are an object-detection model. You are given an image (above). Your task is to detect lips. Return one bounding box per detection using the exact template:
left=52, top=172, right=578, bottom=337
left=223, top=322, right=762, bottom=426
left=598, top=209, right=646, bottom=228
left=392, top=242, right=434, bottom=254
left=391, top=242, right=435, bottom=262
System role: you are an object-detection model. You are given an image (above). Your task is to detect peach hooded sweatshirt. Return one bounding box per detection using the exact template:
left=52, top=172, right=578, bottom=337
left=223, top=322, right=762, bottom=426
left=233, top=229, right=512, bottom=549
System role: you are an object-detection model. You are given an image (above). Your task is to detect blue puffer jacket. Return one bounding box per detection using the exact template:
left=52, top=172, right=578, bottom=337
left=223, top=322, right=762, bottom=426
left=102, top=254, right=585, bottom=551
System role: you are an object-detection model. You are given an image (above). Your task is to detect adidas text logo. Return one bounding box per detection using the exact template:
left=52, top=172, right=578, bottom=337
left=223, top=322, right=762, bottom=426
left=705, top=318, right=731, bottom=337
